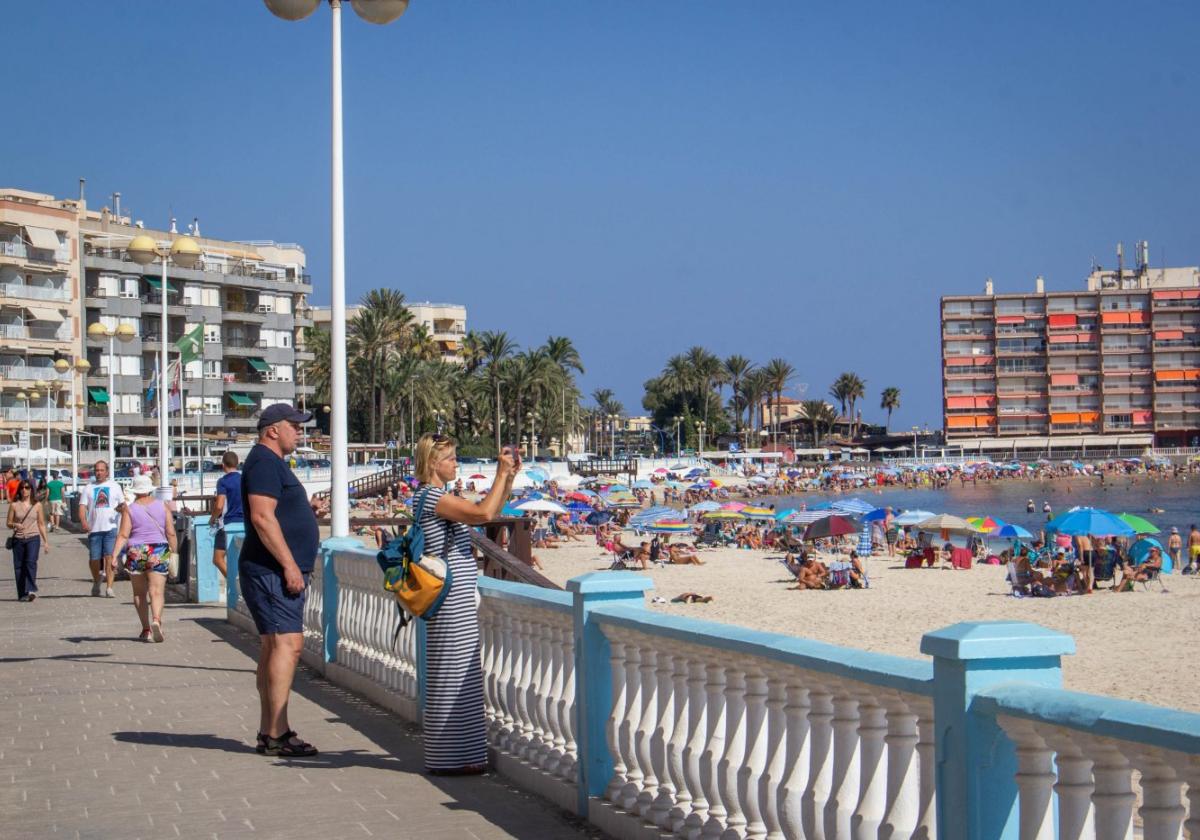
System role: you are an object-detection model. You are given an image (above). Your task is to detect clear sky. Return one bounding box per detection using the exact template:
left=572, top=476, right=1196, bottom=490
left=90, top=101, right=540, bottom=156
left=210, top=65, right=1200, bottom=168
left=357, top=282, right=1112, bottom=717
left=6, top=1, right=1199, bottom=431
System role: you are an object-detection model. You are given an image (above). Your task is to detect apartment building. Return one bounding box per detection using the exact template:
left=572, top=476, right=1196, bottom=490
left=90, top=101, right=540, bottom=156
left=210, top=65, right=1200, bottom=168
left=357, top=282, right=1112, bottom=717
left=0, top=189, right=83, bottom=452
left=311, top=300, right=468, bottom=364
left=81, top=212, right=315, bottom=452
left=941, top=246, right=1200, bottom=450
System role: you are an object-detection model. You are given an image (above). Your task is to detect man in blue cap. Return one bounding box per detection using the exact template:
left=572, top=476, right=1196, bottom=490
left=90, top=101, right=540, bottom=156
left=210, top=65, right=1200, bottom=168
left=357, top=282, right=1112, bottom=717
left=239, top=403, right=320, bottom=757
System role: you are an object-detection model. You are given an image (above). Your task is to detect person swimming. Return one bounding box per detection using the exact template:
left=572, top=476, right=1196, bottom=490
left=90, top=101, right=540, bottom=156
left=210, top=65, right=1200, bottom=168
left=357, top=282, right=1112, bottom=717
left=1027, top=499, right=1035, bottom=513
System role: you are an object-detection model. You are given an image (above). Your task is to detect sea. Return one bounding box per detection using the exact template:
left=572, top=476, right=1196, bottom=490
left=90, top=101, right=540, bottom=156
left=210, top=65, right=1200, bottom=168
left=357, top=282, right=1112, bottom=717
left=764, top=475, right=1200, bottom=536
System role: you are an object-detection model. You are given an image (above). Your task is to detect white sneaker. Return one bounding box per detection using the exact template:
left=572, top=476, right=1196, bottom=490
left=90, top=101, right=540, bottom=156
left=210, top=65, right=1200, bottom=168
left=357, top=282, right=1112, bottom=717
left=105, top=587, right=115, bottom=598
left=91, top=581, right=101, bottom=597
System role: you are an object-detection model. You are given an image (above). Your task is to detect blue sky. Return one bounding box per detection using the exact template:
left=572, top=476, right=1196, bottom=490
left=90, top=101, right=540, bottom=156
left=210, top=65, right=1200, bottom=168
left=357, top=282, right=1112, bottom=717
left=6, top=1, right=1199, bottom=431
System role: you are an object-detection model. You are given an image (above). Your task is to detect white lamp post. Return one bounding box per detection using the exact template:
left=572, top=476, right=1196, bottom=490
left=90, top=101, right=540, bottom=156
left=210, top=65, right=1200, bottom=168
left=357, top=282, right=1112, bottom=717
left=697, top=420, right=707, bottom=458
left=127, top=233, right=202, bottom=501
left=263, top=0, right=409, bottom=538
left=17, top=390, right=36, bottom=473
left=189, top=399, right=206, bottom=496
left=86, top=322, right=135, bottom=466
left=36, top=379, right=53, bottom=478
left=54, top=357, right=90, bottom=491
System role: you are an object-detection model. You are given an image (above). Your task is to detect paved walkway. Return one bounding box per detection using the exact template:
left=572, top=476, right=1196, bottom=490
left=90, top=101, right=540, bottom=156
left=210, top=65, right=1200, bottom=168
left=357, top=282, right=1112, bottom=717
left=0, top=524, right=600, bottom=840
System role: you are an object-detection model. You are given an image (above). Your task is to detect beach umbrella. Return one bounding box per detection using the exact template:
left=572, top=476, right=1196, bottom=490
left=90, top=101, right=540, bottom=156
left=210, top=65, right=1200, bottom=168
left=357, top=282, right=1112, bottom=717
left=688, top=500, right=721, bottom=513
left=468, top=473, right=487, bottom=479
left=586, top=510, right=614, bottom=525
left=566, top=501, right=594, bottom=513
left=685, top=468, right=707, bottom=478
left=500, top=504, right=525, bottom=517
left=1129, top=537, right=1170, bottom=572
left=1045, top=508, right=1135, bottom=538
left=516, top=499, right=567, bottom=514
left=566, top=491, right=593, bottom=502
left=720, top=501, right=746, bottom=511
left=741, top=506, right=776, bottom=519
left=783, top=510, right=835, bottom=525
left=526, top=468, right=549, bottom=481
left=703, top=510, right=745, bottom=521
left=1117, top=513, right=1160, bottom=535
left=645, top=520, right=692, bottom=534
left=773, top=508, right=798, bottom=521
left=632, top=479, right=654, bottom=489
left=832, top=498, right=874, bottom=516
left=915, top=514, right=980, bottom=534
left=863, top=507, right=891, bottom=522
left=511, top=472, right=543, bottom=489
left=856, top=521, right=873, bottom=555
left=606, top=499, right=643, bottom=509
left=967, top=516, right=1005, bottom=533
left=605, top=484, right=630, bottom=493
left=804, top=515, right=859, bottom=541
left=630, top=506, right=678, bottom=525
left=992, top=523, right=1033, bottom=540
left=893, top=509, right=936, bottom=526
left=653, top=467, right=669, bottom=474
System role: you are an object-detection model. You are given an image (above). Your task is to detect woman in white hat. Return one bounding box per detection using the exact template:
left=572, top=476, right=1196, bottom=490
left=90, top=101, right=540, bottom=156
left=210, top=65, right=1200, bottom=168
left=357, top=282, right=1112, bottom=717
left=112, top=474, right=177, bottom=641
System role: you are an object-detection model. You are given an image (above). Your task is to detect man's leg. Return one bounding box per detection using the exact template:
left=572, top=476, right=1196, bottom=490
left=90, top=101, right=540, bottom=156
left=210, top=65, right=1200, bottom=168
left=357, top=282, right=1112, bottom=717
left=212, top=549, right=227, bottom=578
left=264, top=632, right=303, bottom=738
left=258, top=634, right=274, bottom=736
left=87, top=534, right=103, bottom=595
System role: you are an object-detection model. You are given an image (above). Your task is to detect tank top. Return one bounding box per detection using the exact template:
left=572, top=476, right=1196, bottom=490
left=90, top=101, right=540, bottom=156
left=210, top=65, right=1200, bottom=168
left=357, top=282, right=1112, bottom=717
left=128, top=500, right=169, bottom=546
left=10, top=501, right=40, bottom=539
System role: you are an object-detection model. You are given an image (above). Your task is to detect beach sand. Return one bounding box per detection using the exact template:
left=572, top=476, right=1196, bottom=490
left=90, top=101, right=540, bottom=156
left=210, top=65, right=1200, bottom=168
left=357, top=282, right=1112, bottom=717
left=527, top=541, right=1200, bottom=712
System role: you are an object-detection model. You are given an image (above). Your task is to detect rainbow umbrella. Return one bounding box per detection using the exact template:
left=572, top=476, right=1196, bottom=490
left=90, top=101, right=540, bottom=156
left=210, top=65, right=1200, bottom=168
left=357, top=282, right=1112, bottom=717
left=703, top=510, right=745, bottom=520
left=967, top=516, right=1005, bottom=533
left=645, top=520, right=692, bottom=533
left=741, top=506, right=776, bottom=519
left=720, top=502, right=747, bottom=511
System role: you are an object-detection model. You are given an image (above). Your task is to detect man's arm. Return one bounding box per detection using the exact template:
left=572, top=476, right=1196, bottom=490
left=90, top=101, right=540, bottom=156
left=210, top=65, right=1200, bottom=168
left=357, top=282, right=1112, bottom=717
left=247, top=494, right=304, bottom=594
left=210, top=492, right=226, bottom=525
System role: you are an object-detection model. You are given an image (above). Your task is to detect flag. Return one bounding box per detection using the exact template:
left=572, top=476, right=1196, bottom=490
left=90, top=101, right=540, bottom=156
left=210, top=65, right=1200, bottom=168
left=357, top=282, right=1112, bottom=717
left=176, top=324, right=204, bottom=365
left=146, top=363, right=159, bottom=416
left=168, top=360, right=182, bottom=415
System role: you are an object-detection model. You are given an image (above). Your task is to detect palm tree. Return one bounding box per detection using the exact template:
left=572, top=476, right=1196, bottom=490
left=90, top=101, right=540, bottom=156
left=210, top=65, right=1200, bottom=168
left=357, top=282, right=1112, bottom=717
left=880, top=387, right=901, bottom=432
left=741, top=369, right=772, bottom=435
left=350, top=289, right=414, bottom=443
left=723, top=355, right=754, bottom=445
left=801, top=399, right=837, bottom=447
left=542, top=337, right=584, bottom=454
left=298, top=326, right=331, bottom=404
left=829, top=374, right=851, bottom=418
left=763, top=358, right=795, bottom=447
left=477, top=330, right=518, bottom=453
left=685, top=346, right=724, bottom=427
left=845, top=373, right=866, bottom=438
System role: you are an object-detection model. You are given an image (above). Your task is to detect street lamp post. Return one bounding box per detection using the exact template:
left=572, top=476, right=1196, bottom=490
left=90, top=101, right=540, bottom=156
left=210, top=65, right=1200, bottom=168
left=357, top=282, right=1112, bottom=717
left=911, top=425, right=920, bottom=461
left=527, top=411, right=536, bottom=461
left=674, top=416, right=681, bottom=455
left=263, top=0, right=410, bottom=539
left=608, top=414, right=619, bottom=459
left=37, top=380, right=54, bottom=478
left=697, top=420, right=707, bottom=459
left=127, top=233, right=201, bottom=501
left=86, top=322, right=135, bottom=467
left=54, top=357, right=91, bottom=491
left=189, top=400, right=206, bottom=496
left=17, top=389, right=36, bottom=474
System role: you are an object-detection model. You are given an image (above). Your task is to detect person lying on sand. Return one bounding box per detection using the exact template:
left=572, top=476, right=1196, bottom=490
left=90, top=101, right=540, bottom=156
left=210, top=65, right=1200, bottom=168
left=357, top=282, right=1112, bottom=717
left=672, top=592, right=714, bottom=603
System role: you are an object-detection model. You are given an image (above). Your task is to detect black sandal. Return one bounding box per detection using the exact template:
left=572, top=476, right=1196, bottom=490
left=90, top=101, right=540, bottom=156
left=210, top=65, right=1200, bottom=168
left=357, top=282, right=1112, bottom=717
left=266, top=731, right=318, bottom=757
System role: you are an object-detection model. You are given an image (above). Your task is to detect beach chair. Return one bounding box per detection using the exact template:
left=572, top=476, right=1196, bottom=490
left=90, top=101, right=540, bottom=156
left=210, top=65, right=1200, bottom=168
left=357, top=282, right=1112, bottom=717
left=825, top=561, right=853, bottom=590
left=600, top=540, right=633, bottom=570
left=1138, top=565, right=1167, bottom=593
left=1006, top=561, right=1033, bottom=598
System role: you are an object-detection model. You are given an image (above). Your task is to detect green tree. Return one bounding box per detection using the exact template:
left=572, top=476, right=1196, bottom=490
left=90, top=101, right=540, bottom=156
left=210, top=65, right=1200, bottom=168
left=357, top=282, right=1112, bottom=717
left=880, top=386, right=901, bottom=432
left=801, top=399, right=838, bottom=447
left=723, top=355, right=754, bottom=445
left=477, top=330, right=518, bottom=453
left=763, top=357, right=795, bottom=446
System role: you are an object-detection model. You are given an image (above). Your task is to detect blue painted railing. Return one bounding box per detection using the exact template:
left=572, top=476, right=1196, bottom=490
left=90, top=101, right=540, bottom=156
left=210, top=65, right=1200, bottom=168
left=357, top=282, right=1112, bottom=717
left=222, top=541, right=1200, bottom=840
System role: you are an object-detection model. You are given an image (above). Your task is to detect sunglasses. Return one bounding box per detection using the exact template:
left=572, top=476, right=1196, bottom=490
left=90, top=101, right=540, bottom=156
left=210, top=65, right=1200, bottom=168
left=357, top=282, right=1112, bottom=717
left=431, top=434, right=450, bottom=443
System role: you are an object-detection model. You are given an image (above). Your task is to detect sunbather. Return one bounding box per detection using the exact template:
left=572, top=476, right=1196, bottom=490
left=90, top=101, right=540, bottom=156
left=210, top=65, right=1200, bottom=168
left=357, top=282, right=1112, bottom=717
left=668, top=544, right=704, bottom=565
left=1112, top=546, right=1163, bottom=592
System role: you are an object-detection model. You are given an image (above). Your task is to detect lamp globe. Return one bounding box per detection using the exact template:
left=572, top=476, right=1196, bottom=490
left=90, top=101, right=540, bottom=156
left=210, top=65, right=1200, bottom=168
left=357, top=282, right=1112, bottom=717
left=54, top=358, right=70, bottom=374
left=127, top=234, right=160, bottom=266
left=351, top=0, right=408, bottom=24
left=115, top=324, right=136, bottom=342
left=263, top=0, right=320, bottom=21
left=75, top=358, right=92, bottom=373
left=170, top=235, right=202, bottom=268
left=87, top=322, right=108, bottom=339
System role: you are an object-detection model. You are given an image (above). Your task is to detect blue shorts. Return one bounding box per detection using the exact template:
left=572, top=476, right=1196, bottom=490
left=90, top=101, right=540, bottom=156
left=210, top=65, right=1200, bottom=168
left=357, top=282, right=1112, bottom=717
left=239, top=569, right=309, bottom=635
left=88, top=529, right=118, bottom=562
left=214, top=529, right=227, bottom=551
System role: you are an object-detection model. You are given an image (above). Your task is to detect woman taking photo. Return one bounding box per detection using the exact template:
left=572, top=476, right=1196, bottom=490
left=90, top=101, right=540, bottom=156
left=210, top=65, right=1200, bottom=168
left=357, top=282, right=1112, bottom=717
left=112, top=475, right=177, bottom=642
left=7, top=478, right=49, bottom=602
left=413, top=433, right=520, bottom=775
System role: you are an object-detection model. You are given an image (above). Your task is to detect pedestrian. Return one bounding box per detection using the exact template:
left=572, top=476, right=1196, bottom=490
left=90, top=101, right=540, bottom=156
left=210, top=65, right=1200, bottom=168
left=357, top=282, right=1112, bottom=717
left=413, top=432, right=520, bottom=775
left=111, top=475, right=176, bottom=642
left=1189, top=525, right=1200, bottom=573
left=239, top=404, right=320, bottom=757
left=209, top=451, right=243, bottom=578
left=5, top=469, right=19, bottom=504
left=1167, top=526, right=1183, bottom=572
left=7, top=478, right=49, bottom=602
left=45, top=472, right=65, bottom=532
left=78, top=460, right=127, bottom=598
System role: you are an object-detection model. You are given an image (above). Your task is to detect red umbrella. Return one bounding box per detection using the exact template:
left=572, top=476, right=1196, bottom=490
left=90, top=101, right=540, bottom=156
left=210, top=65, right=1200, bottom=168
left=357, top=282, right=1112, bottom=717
left=803, top=514, right=859, bottom=541
left=566, top=491, right=593, bottom=503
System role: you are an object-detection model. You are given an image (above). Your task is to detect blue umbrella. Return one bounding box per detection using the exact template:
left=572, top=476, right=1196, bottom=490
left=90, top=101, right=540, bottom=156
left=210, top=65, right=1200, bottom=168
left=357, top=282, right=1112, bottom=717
left=992, top=523, right=1033, bottom=539
left=773, top=508, right=798, bottom=521
left=688, top=500, right=721, bottom=514
left=630, top=506, right=678, bottom=525
left=586, top=510, right=613, bottom=526
left=631, top=479, right=654, bottom=489
left=500, top=504, right=525, bottom=517
left=863, top=507, right=891, bottom=522
left=1045, top=508, right=1135, bottom=538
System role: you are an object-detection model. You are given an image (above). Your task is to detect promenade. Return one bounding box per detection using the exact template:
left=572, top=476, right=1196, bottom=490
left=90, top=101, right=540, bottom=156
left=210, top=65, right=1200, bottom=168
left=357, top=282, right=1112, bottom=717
left=0, top=527, right=597, bottom=840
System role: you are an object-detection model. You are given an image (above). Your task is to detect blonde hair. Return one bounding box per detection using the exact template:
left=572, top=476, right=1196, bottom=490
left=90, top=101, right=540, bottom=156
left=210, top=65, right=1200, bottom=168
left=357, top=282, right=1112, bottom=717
left=414, top=433, right=456, bottom=484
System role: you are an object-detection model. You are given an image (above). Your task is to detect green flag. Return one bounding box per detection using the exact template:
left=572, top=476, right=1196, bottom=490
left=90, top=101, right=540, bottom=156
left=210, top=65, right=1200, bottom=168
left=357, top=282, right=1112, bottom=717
left=176, top=323, right=204, bottom=364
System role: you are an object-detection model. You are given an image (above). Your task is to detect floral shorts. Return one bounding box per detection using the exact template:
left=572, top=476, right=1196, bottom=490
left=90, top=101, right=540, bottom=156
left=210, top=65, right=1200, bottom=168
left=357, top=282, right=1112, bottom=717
left=125, top=544, right=170, bottom=575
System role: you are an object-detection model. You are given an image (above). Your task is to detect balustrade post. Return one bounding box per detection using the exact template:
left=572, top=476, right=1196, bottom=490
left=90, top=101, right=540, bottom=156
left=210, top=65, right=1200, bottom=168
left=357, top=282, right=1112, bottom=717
left=879, top=695, right=920, bottom=840
left=921, top=621, right=1074, bottom=840
left=738, top=671, right=770, bottom=840
left=650, top=650, right=679, bottom=827
left=852, top=695, right=888, bottom=840
left=566, top=571, right=654, bottom=818
left=1037, top=726, right=1094, bottom=840
left=319, top=537, right=358, bottom=664
left=682, top=660, right=712, bottom=839
left=827, top=685, right=862, bottom=839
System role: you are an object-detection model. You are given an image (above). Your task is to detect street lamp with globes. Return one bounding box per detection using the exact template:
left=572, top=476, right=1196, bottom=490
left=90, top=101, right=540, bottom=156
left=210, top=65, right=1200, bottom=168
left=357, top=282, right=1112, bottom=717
left=16, top=389, right=36, bottom=473
left=262, top=0, right=410, bottom=538
left=87, top=322, right=136, bottom=466
left=127, top=232, right=201, bottom=499
left=54, top=357, right=91, bottom=491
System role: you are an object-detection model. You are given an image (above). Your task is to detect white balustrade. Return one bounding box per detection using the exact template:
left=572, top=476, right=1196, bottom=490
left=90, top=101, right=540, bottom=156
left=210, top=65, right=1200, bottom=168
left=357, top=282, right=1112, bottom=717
left=301, top=564, right=324, bottom=667
left=996, top=717, right=1196, bottom=840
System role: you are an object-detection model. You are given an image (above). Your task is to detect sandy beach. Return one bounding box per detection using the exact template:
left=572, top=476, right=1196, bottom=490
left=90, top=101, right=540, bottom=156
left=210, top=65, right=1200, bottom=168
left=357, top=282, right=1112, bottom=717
left=522, top=541, right=1200, bottom=712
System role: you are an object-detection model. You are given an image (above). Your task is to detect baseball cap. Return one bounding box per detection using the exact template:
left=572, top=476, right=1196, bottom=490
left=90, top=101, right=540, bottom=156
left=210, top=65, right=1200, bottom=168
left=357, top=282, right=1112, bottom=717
left=257, top=402, right=313, bottom=430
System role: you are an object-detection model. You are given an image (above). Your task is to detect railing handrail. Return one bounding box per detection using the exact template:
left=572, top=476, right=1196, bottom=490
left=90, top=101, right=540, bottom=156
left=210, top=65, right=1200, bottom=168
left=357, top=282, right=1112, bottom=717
left=976, top=682, right=1200, bottom=755
left=471, top=530, right=563, bottom=589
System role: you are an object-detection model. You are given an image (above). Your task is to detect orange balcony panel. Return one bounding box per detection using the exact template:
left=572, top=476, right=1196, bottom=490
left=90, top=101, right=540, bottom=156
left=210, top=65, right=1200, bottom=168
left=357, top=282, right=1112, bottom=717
left=1048, top=314, right=1077, bottom=327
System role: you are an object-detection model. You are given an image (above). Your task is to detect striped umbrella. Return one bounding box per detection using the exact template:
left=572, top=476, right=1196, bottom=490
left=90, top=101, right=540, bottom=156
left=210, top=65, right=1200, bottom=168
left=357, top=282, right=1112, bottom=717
left=856, top=521, right=873, bottom=555
left=703, top=510, right=745, bottom=520
left=720, top=502, right=747, bottom=511
left=741, top=506, right=776, bottom=519
left=645, top=520, right=692, bottom=534
left=832, top=498, right=875, bottom=515
left=1117, top=513, right=1160, bottom=535
left=783, top=510, right=835, bottom=524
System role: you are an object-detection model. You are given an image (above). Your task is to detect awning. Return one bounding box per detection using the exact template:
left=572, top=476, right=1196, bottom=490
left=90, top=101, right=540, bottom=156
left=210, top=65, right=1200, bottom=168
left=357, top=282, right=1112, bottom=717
left=24, top=226, right=62, bottom=251
left=247, top=358, right=270, bottom=373
left=25, top=306, right=64, bottom=322
left=88, top=387, right=109, bottom=404
left=144, top=277, right=179, bottom=293
left=228, top=393, right=256, bottom=407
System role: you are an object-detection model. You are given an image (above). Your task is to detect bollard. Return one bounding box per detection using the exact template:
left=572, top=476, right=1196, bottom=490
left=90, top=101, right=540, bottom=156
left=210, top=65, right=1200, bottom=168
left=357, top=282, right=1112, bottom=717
left=921, top=621, right=1074, bottom=840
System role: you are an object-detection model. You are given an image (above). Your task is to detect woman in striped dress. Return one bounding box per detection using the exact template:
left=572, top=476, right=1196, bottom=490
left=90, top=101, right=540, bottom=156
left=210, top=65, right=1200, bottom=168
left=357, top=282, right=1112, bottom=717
left=413, top=433, right=519, bottom=775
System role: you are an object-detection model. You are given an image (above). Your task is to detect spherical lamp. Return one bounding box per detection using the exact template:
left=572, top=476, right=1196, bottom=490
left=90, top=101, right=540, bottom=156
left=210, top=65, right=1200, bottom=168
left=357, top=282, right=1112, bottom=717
left=54, top=358, right=70, bottom=374
left=351, top=0, right=409, bottom=24
left=75, top=358, right=91, bottom=374
left=127, top=234, right=160, bottom=267
left=170, top=235, right=202, bottom=269
left=263, top=0, right=321, bottom=21
left=115, top=324, right=136, bottom=342
left=16, top=391, right=27, bottom=402
left=87, top=322, right=108, bottom=339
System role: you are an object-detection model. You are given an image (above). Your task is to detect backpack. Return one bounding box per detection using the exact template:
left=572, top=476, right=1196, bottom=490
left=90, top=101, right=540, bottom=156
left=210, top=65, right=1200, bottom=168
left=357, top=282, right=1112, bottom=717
left=376, top=488, right=454, bottom=631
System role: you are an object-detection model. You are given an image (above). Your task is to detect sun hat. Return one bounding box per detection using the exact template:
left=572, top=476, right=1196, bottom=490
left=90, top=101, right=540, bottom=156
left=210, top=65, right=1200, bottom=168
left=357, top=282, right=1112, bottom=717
left=130, top=474, right=155, bottom=496
left=1171, top=526, right=1179, bottom=533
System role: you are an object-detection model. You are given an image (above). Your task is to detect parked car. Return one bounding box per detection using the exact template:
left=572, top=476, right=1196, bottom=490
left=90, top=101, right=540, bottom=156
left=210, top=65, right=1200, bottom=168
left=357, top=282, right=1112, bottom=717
left=308, top=458, right=332, bottom=468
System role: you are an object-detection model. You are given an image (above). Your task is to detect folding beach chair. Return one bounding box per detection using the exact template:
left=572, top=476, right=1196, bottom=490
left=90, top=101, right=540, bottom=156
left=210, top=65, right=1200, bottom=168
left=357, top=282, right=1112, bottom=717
left=1006, top=561, right=1033, bottom=598
left=1138, top=565, right=1167, bottom=593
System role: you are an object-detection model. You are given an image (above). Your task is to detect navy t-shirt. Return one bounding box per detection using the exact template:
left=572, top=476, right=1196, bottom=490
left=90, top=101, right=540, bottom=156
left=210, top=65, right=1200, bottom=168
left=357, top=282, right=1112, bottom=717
left=216, top=471, right=244, bottom=524
left=239, top=443, right=319, bottom=576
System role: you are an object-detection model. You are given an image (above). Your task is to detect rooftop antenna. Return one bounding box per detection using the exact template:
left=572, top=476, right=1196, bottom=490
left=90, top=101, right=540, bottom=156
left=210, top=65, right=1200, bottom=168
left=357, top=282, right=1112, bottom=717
left=1116, top=242, right=1124, bottom=285
left=169, top=217, right=178, bottom=234
left=78, top=178, right=85, bottom=203
left=192, top=217, right=200, bottom=237
left=112, top=192, right=121, bottom=220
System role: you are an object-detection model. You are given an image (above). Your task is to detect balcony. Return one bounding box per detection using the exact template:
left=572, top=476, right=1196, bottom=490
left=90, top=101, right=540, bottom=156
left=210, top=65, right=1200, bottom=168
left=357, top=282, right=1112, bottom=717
left=0, top=406, right=71, bottom=422
left=0, top=364, right=72, bottom=383
left=0, top=323, right=73, bottom=343
left=0, top=240, right=70, bottom=264
left=0, top=282, right=71, bottom=302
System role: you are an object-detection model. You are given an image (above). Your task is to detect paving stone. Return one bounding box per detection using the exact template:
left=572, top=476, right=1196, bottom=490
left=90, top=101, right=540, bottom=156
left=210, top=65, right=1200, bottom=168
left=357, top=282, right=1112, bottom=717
left=0, top=523, right=602, bottom=839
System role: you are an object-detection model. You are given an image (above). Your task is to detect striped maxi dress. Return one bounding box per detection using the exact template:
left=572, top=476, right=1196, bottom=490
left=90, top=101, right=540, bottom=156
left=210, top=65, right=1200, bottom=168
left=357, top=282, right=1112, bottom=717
left=417, top=486, right=488, bottom=771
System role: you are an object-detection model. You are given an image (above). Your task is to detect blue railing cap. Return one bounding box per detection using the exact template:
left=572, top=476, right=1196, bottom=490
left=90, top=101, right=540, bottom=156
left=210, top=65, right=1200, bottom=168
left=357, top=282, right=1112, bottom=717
left=921, top=621, right=1075, bottom=661
left=566, top=571, right=654, bottom=596
left=479, top=577, right=573, bottom=611
left=976, top=683, right=1200, bottom=753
